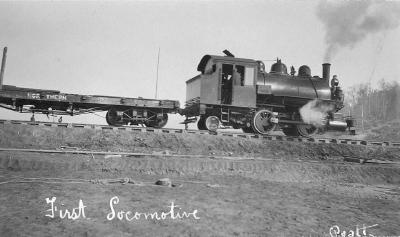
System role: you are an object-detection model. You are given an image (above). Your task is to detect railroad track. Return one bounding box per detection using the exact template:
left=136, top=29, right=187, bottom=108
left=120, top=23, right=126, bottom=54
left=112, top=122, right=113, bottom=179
left=1, top=119, right=399, bottom=148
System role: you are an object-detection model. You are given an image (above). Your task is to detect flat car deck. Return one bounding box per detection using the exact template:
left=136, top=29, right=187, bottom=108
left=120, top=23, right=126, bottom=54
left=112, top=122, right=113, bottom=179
left=0, top=84, right=180, bottom=115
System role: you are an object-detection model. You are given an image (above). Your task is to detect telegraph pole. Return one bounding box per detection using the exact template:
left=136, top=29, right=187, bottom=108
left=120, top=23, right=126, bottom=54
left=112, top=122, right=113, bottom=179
left=0, top=47, right=7, bottom=90
left=361, top=103, right=364, bottom=132
left=155, top=47, right=160, bottom=99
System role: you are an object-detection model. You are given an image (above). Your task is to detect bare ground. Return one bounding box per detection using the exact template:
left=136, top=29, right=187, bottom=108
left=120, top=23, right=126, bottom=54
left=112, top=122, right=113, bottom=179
left=0, top=124, right=400, bottom=237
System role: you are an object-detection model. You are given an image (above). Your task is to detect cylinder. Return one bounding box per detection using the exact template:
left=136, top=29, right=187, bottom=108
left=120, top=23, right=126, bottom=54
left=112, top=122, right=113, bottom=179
left=327, top=120, right=347, bottom=131
left=322, top=63, right=330, bottom=81
left=0, top=47, right=7, bottom=90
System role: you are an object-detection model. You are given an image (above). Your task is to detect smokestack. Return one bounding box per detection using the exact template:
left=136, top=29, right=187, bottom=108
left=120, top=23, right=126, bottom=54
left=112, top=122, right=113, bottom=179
left=0, top=47, right=7, bottom=90
left=322, top=63, right=330, bottom=81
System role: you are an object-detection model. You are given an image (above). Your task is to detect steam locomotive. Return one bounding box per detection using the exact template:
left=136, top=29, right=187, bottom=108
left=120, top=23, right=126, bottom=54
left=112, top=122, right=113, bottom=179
left=181, top=50, right=350, bottom=136
left=0, top=47, right=352, bottom=136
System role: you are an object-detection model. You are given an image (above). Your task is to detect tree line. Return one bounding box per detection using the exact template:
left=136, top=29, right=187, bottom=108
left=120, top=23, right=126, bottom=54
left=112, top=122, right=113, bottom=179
left=343, top=79, right=400, bottom=130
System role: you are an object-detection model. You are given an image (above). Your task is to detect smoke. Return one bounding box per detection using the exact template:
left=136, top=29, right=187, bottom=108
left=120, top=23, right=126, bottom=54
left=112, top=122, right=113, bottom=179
left=299, top=99, right=334, bottom=126
left=316, top=0, right=400, bottom=62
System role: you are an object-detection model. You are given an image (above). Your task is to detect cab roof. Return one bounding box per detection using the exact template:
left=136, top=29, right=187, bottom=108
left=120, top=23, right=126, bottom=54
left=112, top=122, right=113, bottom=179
left=197, top=55, right=257, bottom=73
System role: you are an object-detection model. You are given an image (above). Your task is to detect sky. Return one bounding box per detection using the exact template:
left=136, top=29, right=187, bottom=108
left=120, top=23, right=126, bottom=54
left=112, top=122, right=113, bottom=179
left=0, top=0, right=399, bottom=127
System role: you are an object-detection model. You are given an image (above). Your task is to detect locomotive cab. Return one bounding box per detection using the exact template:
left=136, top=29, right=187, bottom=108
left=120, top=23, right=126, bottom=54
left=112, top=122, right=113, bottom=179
left=190, top=54, right=259, bottom=108
left=183, top=53, right=275, bottom=133
left=222, top=63, right=258, bottom=108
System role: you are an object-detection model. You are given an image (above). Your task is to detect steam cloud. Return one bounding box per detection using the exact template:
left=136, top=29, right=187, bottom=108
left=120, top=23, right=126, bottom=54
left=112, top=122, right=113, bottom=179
left=316, top=0, right=400, bottom=62
left=299, top=99, right=334, bottom=126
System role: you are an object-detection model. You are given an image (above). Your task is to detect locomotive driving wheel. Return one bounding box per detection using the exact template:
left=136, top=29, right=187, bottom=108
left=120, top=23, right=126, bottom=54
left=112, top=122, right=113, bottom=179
left=145, top=113, right=168, bottom=128
left=282, top=112, right=318, bottom=137
left=251, top=110, right=277, bottom=135
left=296, top=124, right=318, bottom=137
left=282, top=125, right=317, bottom=137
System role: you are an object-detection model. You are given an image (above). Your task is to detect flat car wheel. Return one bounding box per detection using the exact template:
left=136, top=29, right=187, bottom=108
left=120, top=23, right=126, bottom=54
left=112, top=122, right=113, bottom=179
left=106, top=109, right=124, bottom=126
left=146, top=113, right=168, bottom=128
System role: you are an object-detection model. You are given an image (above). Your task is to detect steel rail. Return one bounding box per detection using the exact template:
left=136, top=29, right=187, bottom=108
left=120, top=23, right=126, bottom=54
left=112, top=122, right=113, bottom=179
left=0, top=119, right=399, bottom=147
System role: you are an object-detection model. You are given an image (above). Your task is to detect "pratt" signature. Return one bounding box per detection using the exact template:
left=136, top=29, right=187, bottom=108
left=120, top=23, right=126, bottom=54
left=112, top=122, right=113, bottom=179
left=329, top=224, right=378, bottom=237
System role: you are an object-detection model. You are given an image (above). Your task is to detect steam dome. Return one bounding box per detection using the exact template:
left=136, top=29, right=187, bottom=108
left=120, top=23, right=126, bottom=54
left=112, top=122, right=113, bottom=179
left=298, top=65, right=311, bottom=77
left=270, top=59, right=288, bottom=74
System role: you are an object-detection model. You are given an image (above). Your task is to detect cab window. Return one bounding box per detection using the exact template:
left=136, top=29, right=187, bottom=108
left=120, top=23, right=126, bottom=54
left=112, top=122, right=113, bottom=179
left=235, top=65, right=245, bottom=86
left=232, top=65, right=255, bottom=86
left=244, top=67, right=255, bottom=86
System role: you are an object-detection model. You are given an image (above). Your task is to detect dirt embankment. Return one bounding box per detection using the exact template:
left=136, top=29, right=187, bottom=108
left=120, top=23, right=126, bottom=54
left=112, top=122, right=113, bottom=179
left=1, top=123, right=400, bottom=186
left=1, top=123, right=400, bottom=161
